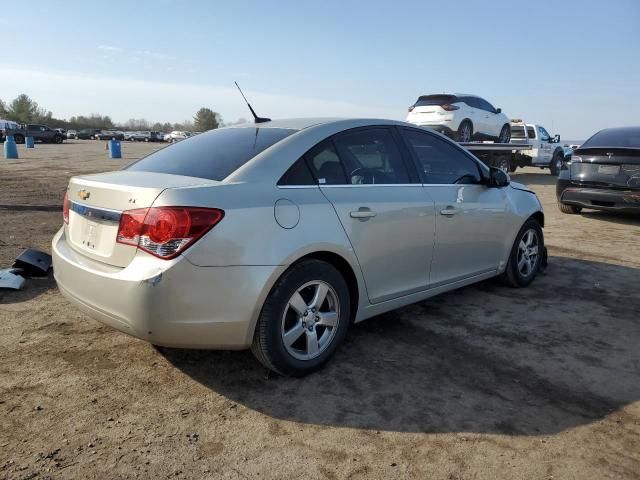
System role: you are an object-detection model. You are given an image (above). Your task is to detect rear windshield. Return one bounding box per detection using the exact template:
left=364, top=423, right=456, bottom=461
left=127, top=127, right=296, bottom=180
left=582, top=128, right=640, bottom=148
left=414, top=95, right=457, bottom=107
left=511, top=126, right=535, bottom=139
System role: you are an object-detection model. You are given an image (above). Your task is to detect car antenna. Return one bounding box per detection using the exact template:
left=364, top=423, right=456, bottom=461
left=234, top=81, right=271, bottom=124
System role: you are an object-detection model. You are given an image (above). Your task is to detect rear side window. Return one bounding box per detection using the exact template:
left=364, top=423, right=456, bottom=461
left=400, top=129, right=482, bottom=184
left=511, top=126, right=536, bottom=139
left=305, top=140, right=347, bottom=185
left=127, top=127, right=296, bottom=181
left=333, top=128, right=412, bottom=185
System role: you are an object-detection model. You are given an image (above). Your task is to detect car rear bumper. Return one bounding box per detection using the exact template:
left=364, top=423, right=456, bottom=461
left=52, top=228, right=284, bottom=349
left=557, top=181, right=640, bottom=213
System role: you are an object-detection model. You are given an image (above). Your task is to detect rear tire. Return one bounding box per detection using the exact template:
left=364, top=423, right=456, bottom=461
left=509, top=163, right=517, bottom=173
left=558, top=202, right=582, bottom=214
left=251, top=259, right=351, bottom=377
left=497, top=124, right=511, bottom=143
left=550, top=151, right=563, bottom=176
left=14, top=134, right=25, bottom=144
left=501, top=218, right=544, bottom=288
left=456, top=120, right=473, bottom=142
left=54, top=135, right=63, bottom=144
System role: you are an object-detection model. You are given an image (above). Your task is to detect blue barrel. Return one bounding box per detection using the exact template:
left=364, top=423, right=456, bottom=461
left=25, top=136, right=35, bottom=148
left=108, top=140, right=122, bottom=159
left=3, top=135, right=18, bottom=159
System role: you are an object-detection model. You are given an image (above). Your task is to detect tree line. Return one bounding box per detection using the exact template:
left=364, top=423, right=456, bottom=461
left=0, top=94, right=237, bottom=132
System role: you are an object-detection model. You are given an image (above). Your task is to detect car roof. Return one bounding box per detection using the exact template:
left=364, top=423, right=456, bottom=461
left=227, top=117, right=408, bottom=132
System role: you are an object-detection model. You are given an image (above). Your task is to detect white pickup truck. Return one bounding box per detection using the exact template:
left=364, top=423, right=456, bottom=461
left=508, top=120, right=572, bottom=175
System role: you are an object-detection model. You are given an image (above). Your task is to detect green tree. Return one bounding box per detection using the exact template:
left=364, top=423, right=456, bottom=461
left=0, top=98, right=7, bottom=117
left=193, top=108, right=220, bottom=131
left=8, top=94, right=41, bottom=123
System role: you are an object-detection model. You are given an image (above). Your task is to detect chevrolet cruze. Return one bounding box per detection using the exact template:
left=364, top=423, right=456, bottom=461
left=53, top=118, right=544, bottom=376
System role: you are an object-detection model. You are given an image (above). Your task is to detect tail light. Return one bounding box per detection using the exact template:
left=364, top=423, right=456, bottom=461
left=63, top=191, right=70, bottom=224
left=116, top=206, right=224, bottom=259
left=441, top=104, right=459, bottom=111
left=570, top=155, right=583, bottom=163
left=408, top=105, right=414, bottom=112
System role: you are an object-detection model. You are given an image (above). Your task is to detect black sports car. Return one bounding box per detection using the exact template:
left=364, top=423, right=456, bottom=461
left=557, top=127, right=640, bottom=214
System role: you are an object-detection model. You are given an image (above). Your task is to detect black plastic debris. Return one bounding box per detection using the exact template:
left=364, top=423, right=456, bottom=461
left=0, top=269, right=26, bottom=290
left=12, top=249, right=52, bottom=277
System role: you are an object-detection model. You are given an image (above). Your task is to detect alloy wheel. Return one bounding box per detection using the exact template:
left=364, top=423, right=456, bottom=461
left=281, top=280, right=340, bottom=361
left=517, top=229, right=539, bottom=278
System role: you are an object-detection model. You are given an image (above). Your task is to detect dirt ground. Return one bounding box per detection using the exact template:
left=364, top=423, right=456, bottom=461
left=1, top=140, right=639, bottom=480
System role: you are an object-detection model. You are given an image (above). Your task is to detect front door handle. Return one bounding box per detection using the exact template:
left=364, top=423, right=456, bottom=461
left=350, top=208, right=377, bottom=219
left=440, top=206, right=461, bottom=216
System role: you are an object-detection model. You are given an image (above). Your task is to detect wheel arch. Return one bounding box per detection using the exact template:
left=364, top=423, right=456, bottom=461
left=292, top=251, right=360, bottom=324
left=245, top=248, right=364, bottom=345
left=530, top=210, right=544, bottom=228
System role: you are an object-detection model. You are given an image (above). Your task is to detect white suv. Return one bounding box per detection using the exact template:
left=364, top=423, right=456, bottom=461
left=406, top=94, right=511, bottom=143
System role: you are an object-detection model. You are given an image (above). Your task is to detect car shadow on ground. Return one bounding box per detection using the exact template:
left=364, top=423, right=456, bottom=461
left=161, top=256, right=640, bottom=436
left=580, top=211, right=640, bottom=226
left=510, top=171, right=557, bottom=187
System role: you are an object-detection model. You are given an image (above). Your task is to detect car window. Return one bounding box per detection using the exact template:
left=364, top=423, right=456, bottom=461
left=400, top=129, right=482, bottom=184
left=538, top=127, right=550, bottom=141
left=332, top=128, right=411, bottom=185
left=461, top=96, right=478, bottom=109
left=479, top=98, right=496, bottom=112
left=278, top=158, right=316, bottom=186
left=581, top=128, right=640, bottom=148
left=127, top=127, right=296, bottom=181
left=304, top=140, right=347, bottom=185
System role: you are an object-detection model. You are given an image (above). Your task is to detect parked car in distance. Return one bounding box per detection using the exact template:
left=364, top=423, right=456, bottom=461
left=10, top=124, right=65, bottom=144
left=95, top=130, right=125, bottom=141
left=0, top=119, right=20, bottom=142
left=53, top=118, right=545, bottom=376
left=166, top=130, right=189, bottom=142
left=557, top=126, right=640, bottom=214
left=66, top=130, right=78, bottom=139
left=74, top=128, right=101, bottom=140
left=406, top=93, right=511, bottom=143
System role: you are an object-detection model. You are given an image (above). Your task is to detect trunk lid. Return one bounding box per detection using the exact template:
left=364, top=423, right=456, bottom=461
left=66, top=171, right=220, bottom=267
left=571, top=148, right=640, bottom=189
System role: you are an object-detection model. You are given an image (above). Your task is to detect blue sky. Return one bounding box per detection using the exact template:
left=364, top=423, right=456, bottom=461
left=1, top=0, right=638, bottom=138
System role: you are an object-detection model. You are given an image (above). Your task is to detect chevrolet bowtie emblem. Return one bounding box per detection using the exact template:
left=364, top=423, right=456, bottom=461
left=78, top=189, right=90, bottom=200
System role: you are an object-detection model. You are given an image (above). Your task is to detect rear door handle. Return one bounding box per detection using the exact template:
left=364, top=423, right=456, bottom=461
left=440, top=206, right=461, bottom=216
left=350, top=208, right=377, bottom=219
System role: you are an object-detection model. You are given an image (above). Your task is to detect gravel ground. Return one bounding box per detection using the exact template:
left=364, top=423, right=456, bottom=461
left=1, top=140, right=639, bottom=479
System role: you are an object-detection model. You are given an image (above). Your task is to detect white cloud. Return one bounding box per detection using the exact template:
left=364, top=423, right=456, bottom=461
left=0, top=66, right=401, bottom=124
left=97, top=45, right=122, bottom=52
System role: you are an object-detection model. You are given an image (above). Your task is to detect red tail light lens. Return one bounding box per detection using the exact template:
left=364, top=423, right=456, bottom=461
left=116, top=206, right=224, bottom=259
left=441, top=104, right=460, bottom=111
left=63, top=191, right=70, bottom=224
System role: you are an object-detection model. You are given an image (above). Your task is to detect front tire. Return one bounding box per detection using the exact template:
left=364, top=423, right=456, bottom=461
left=14, top=134, right=25, bottom=144
left=501, top=218, right=544, bottom=287
left=550, top=151, right=563, bottom=176
left=54, top=135, right=63, bottom=144
left=558, top=202, right=582, bottom=214
left=251, top=259, right=351, bottom=376
left=456, top=120, right=473, bottom=142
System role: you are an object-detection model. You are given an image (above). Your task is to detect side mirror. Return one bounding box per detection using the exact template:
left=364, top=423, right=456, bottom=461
left=488, top=167, right=510, bottom=187
left=553, top=134, right=560, bottom=143
left=496, top=108, right=502, bottom=114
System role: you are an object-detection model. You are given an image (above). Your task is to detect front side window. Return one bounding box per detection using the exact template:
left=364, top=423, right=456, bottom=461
left=127, top=126, right=296, bottom=181
left=539, top=127, right=550, bottom=142
left=400, top=129, right=482, bottom=184
left=332, top=128, right=411, bottom=185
